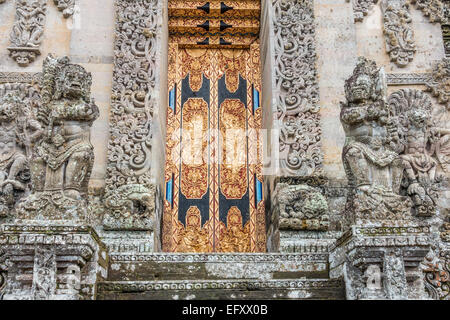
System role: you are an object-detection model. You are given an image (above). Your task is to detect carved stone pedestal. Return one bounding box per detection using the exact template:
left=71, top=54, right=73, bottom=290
left=0, top=224, right=108, bottom=300
left=269, top=179, right=331, bottom=252
left=330, top=223, right=431, bottom=300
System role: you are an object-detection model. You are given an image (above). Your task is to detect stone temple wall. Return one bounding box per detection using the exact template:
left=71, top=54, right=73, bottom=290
left=0, top=0, right=448, bottom=300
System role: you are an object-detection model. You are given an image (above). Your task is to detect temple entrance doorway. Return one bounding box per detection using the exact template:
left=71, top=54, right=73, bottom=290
left=162, top=0, right=265, bottom=252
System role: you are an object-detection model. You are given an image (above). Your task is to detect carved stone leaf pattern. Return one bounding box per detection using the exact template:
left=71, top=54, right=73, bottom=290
left=272, top=0, right=322, bottom=177
left=31, top=246, right=56, bottom=300
left=383, top=249, right=408, bottom=299
left=422, top=249, right=450, bottom=300
left=425, top=58, right=450, bottom=106
left=103, top=0, right=160, bottom=230
left=347, top=0, right=379, bottom=22
left=382, top=0, right=416, bottom=67
left=411, top=0, right=447, bottom=24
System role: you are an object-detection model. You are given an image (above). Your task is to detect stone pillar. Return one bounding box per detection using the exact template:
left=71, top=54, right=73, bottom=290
left=101, top=0, right=167, bottom=252
left=330, top=224, right=431, bottom=299
left=263, top=0, right=329, bottom=252
left=331, top=56, right=446, bottom=300
left=0, top=224, right=107, bottom=300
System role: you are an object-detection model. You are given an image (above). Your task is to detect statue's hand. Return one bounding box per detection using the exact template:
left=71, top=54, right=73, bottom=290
left=2, top=183, right=14, bottom=205
left=407, top=182, right=425, bottom=197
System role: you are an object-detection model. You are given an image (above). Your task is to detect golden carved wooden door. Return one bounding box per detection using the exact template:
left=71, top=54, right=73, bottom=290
left=163, top=0, right=265, bottom=253
left=163, top=45, right=265, bottom=253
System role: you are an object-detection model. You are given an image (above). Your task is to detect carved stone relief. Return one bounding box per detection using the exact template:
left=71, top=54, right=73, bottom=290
left=0, top=225, right=107, bottom=300
left=15, top=54, right=99, bottom=221
left=422, top=248, right=450, bottom=300
left=340, top=57, right=412, bottom=224
left=53, top=0, right=75, bottom=18
left=7, top=0, right=76, bottom=67
left=411, top=0, right=449, bottom=24
left=425, top=58, right=449, bottom=175
left=8, top=0, right=47, bottom=67
left=388, top=89, right=439, bottom=216
left=386, top=73, right=431, bottom=85
left=425, top=58, right=450, bottom=106
left=31, top=246, right=56, bottom=300
left=273, top=183, right=329, bottom=231
left=102, top=0, right=160, bottom=230
left=0, top=82, right=40, bottom=218
left=382, top=0, right=416, bottom=67
left=272, top=0, right=322, bottom=178
left=347, top=0, right=379, bottom=22
left=383, top=249, right=408, bottom=299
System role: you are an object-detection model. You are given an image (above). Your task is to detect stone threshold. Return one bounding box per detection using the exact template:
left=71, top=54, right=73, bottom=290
left=98, top=278, right=343, bottom=292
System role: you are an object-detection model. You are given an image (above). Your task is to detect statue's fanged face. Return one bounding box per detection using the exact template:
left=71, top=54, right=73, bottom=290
left=0, top=138, right=15, bottom=157
left=350, top=75, right=371, bottom=102
left=409, top=109, right=428, bottom=128
left=0, top=100, right=18, bottom=122
left=62, top=67, right=86, bottom=99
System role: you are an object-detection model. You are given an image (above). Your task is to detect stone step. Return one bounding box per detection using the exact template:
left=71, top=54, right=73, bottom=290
left=107, top=253, right=331, bottom=281
left=97, top=279, right=345, bottom=300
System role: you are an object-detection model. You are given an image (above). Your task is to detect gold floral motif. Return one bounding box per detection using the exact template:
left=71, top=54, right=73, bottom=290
left=217, top=206, right=251, bottom=252
left=175, top=206, right=212, bottom=252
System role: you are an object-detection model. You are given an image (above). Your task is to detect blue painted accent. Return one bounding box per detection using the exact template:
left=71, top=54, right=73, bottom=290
left=253, top=88, right=260, bottom=114
left=166, top=179, right=173, bottom=205
left=256, top=179, right=263, bottom=204
left=169, top=87, right=176, bottom=112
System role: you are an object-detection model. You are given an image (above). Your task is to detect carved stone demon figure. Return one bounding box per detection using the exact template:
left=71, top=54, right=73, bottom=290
left=340, top=57, right=411, bottom=223
left=17, top=55, right=99, bottom=220
left=388, top=89, right=439, bottom=217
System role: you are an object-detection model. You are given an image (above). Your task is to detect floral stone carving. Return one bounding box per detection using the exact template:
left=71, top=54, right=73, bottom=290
left=422, top=248, right=450, bottom=300
left=272, top=0, right=323, bottom=177
left=425, top=58, right=450, bottom=174
left=426, top=58, right=450, bottom=106
left=347, top=0, right=379, bottom=22
left=102, top=0, right=160, bottom=230
left=382, top=0, right=416, bottom=67
left=16, top=54, right=99, bottom=221
left=340, top=57, right=412, bottom=223
left=411, top=0, right=447, bottom=24
left=273, top=183, right=329, bottom=231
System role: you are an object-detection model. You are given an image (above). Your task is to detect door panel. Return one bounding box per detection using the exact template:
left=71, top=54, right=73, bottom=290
left=163, top=47, right=265, bottom=252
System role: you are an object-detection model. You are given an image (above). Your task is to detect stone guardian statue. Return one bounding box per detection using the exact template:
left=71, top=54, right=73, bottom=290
left=17, top=55, right=99, bottom=221
left=340, top=57, right=411, bottom=224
